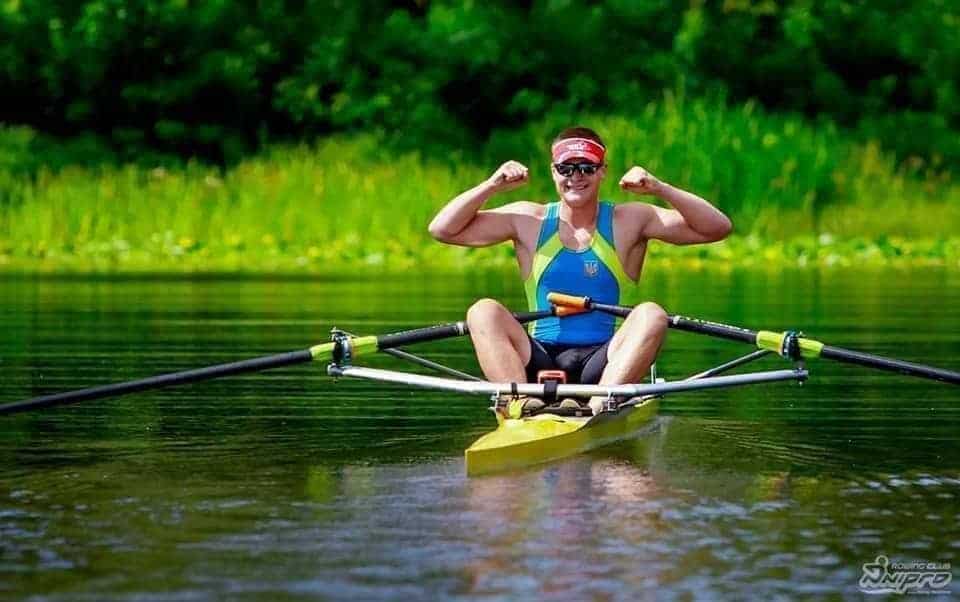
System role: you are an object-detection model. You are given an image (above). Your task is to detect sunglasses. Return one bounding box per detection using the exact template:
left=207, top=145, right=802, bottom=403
left=553, top=162, right=601, bottom=177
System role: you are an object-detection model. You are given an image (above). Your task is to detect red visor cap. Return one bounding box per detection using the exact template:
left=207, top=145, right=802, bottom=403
left=551, top=138, right=606, bottom=164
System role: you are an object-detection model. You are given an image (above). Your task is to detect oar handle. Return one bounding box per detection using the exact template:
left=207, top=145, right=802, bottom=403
left=547, top=292, right=589, bottom=310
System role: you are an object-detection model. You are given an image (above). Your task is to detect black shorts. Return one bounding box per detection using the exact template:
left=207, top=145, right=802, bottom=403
left=524, top=335, right=611, bottom=384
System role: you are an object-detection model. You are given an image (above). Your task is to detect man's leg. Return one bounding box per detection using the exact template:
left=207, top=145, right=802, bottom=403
left=590, top=302, right=668, bottom=413
left=465, top=298, right=532, bottom=382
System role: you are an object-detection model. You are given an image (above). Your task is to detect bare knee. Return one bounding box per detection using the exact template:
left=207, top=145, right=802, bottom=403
left=466, top=298, right=508, bottom=326
left=633, top=302, right=669, bottom=335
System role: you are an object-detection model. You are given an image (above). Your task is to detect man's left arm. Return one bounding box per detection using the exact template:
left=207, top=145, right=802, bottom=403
left=620, top=166, right=732, bottom=244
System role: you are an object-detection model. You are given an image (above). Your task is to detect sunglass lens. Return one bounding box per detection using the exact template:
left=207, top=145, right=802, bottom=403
left=555, top=163, right=598, bottom=176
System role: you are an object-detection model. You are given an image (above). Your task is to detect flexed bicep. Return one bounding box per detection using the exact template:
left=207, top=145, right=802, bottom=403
left=428, top=161, right=530, bottom=245
left=642, top=205, right=723, bottom=245
left=439, top=207, right=519, bottom=247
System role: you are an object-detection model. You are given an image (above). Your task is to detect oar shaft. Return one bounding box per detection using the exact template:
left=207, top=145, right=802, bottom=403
left=669, top=315, right=960, bottom=384
left=549, top=293, right=960, bottom=386
left=820, top=345, right=960, bottom=385
left=2, top=307, right=561, bottom=416
left=666, top=314, right=759, bottom=345
left=375, top=310, right=549, bottom=350
left=670, top=312, right=960, bottom=385
left=0, top=350, right=314, bottom=415
left=590, top=301, right=759, bottom=344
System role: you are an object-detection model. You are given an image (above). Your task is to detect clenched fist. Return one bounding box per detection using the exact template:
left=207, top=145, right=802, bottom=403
left=486, top=160, right=529, bottom=193
left=619, top=166, right=663, bottom=195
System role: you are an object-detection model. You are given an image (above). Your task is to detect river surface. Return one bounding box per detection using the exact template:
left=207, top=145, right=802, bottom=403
left=2, top=268, right=959, bottom=600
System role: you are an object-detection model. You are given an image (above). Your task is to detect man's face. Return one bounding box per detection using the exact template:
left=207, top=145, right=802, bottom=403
left=551, top=160, right=606, bottom=207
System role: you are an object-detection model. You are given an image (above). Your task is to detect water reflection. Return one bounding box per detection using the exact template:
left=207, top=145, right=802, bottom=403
left=1, top=270, right=959, bottom=598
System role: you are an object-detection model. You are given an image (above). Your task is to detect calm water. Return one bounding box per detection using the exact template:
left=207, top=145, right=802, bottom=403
left=2, top=268, right=959, bottom=599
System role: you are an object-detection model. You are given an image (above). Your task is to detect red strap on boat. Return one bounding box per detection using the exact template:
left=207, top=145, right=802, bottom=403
left=537, top=370, right=567, bottom=384
left=537, top=370, right=566, bottom=405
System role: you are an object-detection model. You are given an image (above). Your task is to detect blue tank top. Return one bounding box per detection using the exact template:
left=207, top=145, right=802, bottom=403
left=524, top=202, right=636, bottom=345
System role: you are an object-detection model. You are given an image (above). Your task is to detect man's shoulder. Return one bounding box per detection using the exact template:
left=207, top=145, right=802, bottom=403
left=497, top=201, right=549, bottom=247
left=518, top=200, right=550, bottom=216
left=495, top=200, right=549, bottom=219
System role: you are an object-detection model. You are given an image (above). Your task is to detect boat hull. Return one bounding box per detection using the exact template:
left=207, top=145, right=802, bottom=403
left=464, top=396, right=659, bottom=476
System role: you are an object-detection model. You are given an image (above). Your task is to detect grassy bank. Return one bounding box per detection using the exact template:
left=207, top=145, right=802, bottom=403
left=1, top=94, right=958, bottom=273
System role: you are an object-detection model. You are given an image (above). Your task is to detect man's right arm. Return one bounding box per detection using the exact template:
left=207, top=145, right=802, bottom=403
left=428, top=161, right=529, bottom=247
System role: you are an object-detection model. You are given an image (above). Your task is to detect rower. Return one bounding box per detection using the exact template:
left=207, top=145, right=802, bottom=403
left=429, top=126, right=732, bottom=415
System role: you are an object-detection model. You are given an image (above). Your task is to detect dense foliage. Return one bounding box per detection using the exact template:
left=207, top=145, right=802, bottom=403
left=2, top=98, right=958, bottom=274
left=1, top=0, right=957, bottom=164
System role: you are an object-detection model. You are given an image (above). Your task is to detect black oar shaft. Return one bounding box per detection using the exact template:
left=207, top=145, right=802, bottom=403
left=593, top=302, right=759, bottom=344
left=666, top=315, right=759, bottom=345
left=820, top=345, right=960, bottom=385
left=377, top=323, right=470, bottom=349
left=0, top=350, right=315, bottom=416
left=376, top=310, right=551, bottom=349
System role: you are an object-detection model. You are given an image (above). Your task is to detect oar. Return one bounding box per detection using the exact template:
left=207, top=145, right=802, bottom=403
left=548, top=293, right=960, bottom=385
left=1, top=306, right=585, bottom=416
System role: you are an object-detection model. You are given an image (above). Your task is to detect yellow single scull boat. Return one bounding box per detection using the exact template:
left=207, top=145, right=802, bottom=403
left=464, top=395, right=660, bottom=476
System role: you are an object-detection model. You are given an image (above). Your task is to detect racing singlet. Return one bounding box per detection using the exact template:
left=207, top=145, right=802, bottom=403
left=524, top=201, right=635, bottom=345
